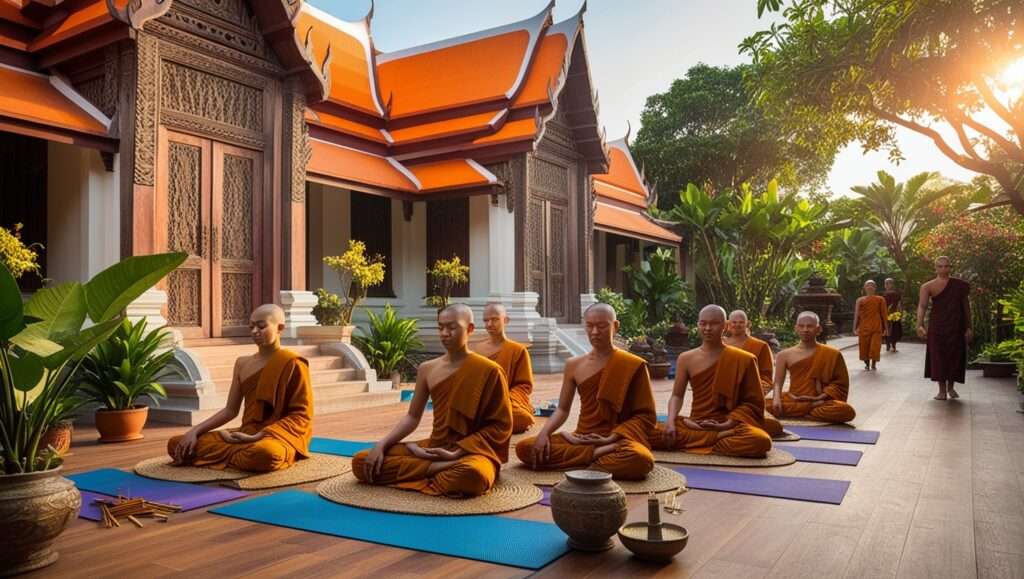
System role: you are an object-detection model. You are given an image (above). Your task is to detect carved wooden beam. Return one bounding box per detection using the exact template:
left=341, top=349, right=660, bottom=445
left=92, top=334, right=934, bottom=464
left=106, top=0, right=173, bottom=30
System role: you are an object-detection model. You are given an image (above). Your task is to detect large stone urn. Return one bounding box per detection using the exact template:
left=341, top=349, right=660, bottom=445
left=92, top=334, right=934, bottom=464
left=0, top=467, right=81, bottom=575
left=550, top=470, right=628, bottom=551
left=792, top=273, right=842, bottom=341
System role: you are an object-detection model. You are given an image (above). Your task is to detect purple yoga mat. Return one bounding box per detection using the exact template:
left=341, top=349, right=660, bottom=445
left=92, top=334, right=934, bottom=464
left=784, top=426, right=879, bottom=444
left=69, top=468, right=247, bottom=521
left=539, top=486, right=552, bottom=506
left=776, top=444, right=863, bottom=466
left=670, top=466, right=849, bottom=504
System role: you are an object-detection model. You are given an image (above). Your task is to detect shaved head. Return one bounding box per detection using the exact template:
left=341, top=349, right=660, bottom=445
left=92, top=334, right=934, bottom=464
left=439, top=303, right=474, bottom=324
left=699, top=304, right=727, bottom=322
left=483, top=303, right=507, bottom=317
left=796, top=310, right=820, bottom=325
left=864, top=280, right=877, bottom=287
left=250, top=304, right=285, bottom=348
left=935, top=255, right=951, bottom=265
left=251, top=303, right=285, bottom=324
left=729, top=310, right=748, bottom=322
left=583, top=302, right=617, bottom=322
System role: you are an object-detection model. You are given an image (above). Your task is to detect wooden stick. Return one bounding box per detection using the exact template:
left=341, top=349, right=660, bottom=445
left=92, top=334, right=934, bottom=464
left=127, top=515, right=144, bottom=528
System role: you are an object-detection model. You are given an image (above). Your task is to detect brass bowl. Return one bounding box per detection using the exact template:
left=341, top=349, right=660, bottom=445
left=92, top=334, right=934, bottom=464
left=617, top=522, right=689, bottom=562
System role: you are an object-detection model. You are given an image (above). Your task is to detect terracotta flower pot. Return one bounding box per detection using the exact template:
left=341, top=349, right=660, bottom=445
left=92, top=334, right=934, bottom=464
left=297, top=324, right=356, bottom=344
left=550, top=470, right=627, bottom=552
left=0, top=467, right=81, bottom=575
left=94, top=406, right=149, bottom=443
left=980, top=361, right=1017, bottom=378
left=649, top=362, right=671, bottom=380
left=37, top=420, right=74, bottom=456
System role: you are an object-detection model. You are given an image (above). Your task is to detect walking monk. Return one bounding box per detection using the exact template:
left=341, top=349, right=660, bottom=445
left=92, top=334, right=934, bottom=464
left=724, top=309, right=784, bottom=438
left=883, top=278, right=903, bottom=353
left=854, top=280, right=888, bottom=370
left=474, top=303, right=535, bottom=433
left=169, top=304, right=312, bottom=473
left=651, top=305, right=772, bottom=458
left=353, top=304, right=512, bottom=497
left=515, top=303, right=655, bottom=480
left=917, top=256, right=972, bottom=400
left=771, top=312, right=856, bottom=424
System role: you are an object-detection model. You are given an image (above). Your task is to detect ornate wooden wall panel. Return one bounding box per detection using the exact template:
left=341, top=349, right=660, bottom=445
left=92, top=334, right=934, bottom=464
left=212, top=143, right=261, bottom=336
left=426, top=199, right=470, bottom=298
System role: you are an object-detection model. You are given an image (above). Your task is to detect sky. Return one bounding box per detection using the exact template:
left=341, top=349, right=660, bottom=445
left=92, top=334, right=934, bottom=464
left=312, top=0, right=976, bottom=197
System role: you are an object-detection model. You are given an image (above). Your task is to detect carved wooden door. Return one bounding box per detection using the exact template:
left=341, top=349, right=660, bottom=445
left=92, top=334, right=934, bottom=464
left=527, top=198, right=570, bottom=322
left=157, top=129, right=261, bottom=338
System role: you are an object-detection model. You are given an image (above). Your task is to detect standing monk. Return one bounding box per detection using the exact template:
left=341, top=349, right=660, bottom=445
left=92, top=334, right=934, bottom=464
left=724, top=309, right=784, bottom=438
left=651, top=305, right=772, bottom=458
left=353, top=304, right=511, bottom=497
left=917, top=256, right=972, bottom=400
left=168, top=304, right=313, bottom=473
left=883, top=278, right=903, bottom=353
left=771, top=312, right=856, bottom=424
left=474, top=303, right=535, bottom=433
left=854, top=280, right=888, bottom=370
left=515, top=304, right=655, bottom=480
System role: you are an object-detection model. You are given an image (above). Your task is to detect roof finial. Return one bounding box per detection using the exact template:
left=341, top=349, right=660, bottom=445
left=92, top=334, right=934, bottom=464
left=624, top=120, right=632, bottom=146
left=364, top=0, right=375, bottom=22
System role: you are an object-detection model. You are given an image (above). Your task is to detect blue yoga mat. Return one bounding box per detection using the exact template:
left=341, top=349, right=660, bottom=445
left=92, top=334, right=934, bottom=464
left=785, top=426, right=880, bottom=445
left=671, top=466, right=850, bottom=504
left=775, top=444, right=862, bottom=466
left=309, top=437, right=375, bottom=457
left=211, top=490, right=569, bottom=570
left=68, top=468, right=247, bottom=514
left=400, top=390, right=433, bottom=410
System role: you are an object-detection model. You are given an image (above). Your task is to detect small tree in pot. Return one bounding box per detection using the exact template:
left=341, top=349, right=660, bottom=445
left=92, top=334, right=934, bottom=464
left=426, top=256, right=469, bottom=311
left=76, top=319, right=175, bottom=442
left=310, top=240, right=386, bottom=342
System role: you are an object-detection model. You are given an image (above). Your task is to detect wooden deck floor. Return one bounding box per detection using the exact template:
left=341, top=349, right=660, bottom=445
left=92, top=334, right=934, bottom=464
left=41, top=342, right=1024, bottom=578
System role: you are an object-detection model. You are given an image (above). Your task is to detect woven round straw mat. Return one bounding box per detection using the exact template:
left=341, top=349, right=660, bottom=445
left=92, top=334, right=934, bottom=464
left=651, top=448, right=796, bottom=467
left=499, top=461, right=686, bottom=494
left=317, top=473, right=543, bottom=515
left=134, top=454, right=351, bottom=489
left=780, top=418, right=852, bottom=427
left=773, top=430, right=801, bottom=442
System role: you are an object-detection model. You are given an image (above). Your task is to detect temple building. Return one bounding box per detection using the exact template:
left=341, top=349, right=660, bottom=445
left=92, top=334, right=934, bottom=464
left=0, top=0, right=683, bottom=422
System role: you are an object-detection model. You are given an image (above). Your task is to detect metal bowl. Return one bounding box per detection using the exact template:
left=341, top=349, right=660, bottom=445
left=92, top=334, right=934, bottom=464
left=617, top=522, right=689, bottom=562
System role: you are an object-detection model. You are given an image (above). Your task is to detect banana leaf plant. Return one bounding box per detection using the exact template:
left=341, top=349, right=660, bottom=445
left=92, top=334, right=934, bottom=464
left=76, top=318, right=174, bottom=410
left=0, top=252, right=185, bottom=474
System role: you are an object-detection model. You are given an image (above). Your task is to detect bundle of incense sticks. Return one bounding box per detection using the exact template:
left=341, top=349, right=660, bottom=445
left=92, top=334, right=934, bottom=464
left=93, top=496, right=183, bottom=529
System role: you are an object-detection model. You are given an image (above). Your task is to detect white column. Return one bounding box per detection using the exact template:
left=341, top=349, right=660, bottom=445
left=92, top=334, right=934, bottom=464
left=487, top=197, right=516, bottom=294
left=279, top=290, right=318, bottom=338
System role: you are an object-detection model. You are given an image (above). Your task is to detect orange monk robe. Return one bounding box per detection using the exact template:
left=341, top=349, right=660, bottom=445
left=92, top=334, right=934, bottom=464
left=739, top=337, right=784, bottom=437
left=167, top=349, right=313, bottom=473
left=651, top=347, right=772, bottom=458
left=515, top=349, right=656, bottom=480
left=858, top=295, right=888, bottom=362
left=488, top=340, right=536, bottom=434
left=352, top=353, right=512, bottom=497
left=776, top=344, right=856, bottom=424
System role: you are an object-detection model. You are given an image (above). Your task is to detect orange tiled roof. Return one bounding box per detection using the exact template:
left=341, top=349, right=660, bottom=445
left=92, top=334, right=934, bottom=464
left=29, top=0, right=126, bottom=52
left=306, top=108, right=387, bottom=145
left=387, top=110, right=506, bottom=147
left=594, top=201, right=681, bottom=245
left=594, top=140, right=649, bottom=196
left=407, top=159, right=497, bottom=194
left=512, top=14, right=580, bottom=109
left=0, top=63, right=110, bottom=136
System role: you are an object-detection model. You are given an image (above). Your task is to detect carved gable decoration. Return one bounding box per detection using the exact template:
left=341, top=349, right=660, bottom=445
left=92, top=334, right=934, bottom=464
left=160, top=61, right=263, bottom=134
left=160, top=0, right=271, bottom=61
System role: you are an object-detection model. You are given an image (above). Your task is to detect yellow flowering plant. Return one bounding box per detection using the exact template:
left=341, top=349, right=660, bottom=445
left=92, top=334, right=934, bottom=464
left=0, top=223, right=42, bottom=280
left=426, top=256, right=470, bottom=310
left=887, top=311, right=902, bottom=322
left=319, top=240, right=386, bottom=326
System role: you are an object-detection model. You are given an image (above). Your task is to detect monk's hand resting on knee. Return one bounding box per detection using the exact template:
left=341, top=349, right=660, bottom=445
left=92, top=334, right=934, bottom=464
left=580, top=433, right=617, bottom=445
left=697, top=419, right=737, bottom=431
left=682, top=417, right=704, bottom=431
left=561, top=432, right=591, bottom=445
left=406, top=443, right=437, bottom=460
left=530, top=433, right=551, bottom=467
left=423, top=447, right=464, bottom=461
left=364, top=443, right=387, bottom=483
left=174, top=430, right=200, bottom=463
left=662, top=421, right=679, bottom=444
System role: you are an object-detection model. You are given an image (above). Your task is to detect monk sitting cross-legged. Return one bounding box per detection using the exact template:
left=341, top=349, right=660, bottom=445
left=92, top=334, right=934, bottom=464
left=353, top=304, right=512, bottom=497
left=168, top=304, right=313, bottom=473
left=724, top=309, right=784, bottom=438
left=515, top=303, right=655, bottom=480
left=473, top=303, right=535, bottom=434
left=770, top=311, right=856, bottom=424
left=651, top=305, right=772, bottom=458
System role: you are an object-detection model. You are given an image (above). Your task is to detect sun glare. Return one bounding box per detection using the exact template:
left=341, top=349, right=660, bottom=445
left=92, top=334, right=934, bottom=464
left=1000, top=56, right=1024, bottom=87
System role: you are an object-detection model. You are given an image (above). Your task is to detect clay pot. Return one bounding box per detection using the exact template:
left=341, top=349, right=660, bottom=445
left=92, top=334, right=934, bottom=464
left=649, top=362, right=671, bottom=380
left=297, top=324, right=356, bottom=344
left=94, top=406, right=149, bottom=443
left=0, top=467, right=81, bottom=575
left=550, top=470, right=627, bottom=551
left=979, top=361, right=1017, bottom=378
left=37, top=420, right=74, bottom=456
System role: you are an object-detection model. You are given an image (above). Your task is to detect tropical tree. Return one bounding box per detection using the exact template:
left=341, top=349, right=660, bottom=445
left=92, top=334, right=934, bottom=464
left=850, top=171, right=959, bottom=278
left=828, top=228, right=895, bottom=305
left=633, top=63, right=832, bottom=209
left=743, top=0, right=1024, bottom=214
left=624, top=248, right=686, bottom=326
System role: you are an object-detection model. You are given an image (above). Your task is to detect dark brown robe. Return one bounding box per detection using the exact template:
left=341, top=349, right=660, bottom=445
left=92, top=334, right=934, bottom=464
left=925, top=278, right=970, bottom=384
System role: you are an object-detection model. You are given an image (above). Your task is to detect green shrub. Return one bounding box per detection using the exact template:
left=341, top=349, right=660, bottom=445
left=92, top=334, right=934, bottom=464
left=77, top=318, right=174, bottom=410
left=594, top=288, right=646, bottom=340
left=354, top=305, right=423, bottom=379
left=973, top=339, right=1024, bottom=364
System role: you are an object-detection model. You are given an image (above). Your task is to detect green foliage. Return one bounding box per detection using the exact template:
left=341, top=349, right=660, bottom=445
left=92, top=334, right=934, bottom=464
left=426, top=256, right=470, bottom=310
left=660, top=180, right=841, bottom=317
left=353, top=305, right=423, bottom=378
left=1001, top=282, right=1024, bottom=336
left=633, top=63, right=831, bottom=209
left=743, top=0, right=1024, bottom=214
left=625, top=248, right=690, bottom=325
left=312, top=288, right=344, bottom=327
left=322, top=240, right=386, bottom=326
left=594, top=288, right=646, bottom=340
left=973, top=339, right=1024, bottom=364
left=0, top=252, right=185, bottom=474
left=76, top=318, right=174, bottom=411
left=829, top=228, right=896, bottom=306
left=756, top=318, right=799, bottom=349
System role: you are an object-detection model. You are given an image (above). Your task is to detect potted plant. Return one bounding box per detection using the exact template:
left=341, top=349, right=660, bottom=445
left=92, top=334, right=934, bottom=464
left=35, top=394, right=86, bottom=458
left=972, top=339, right=1023, bottom=378
left=76, top=319, right=175, bottom=442
left=353, top=304, right=423, bottom=389
left=426, top=255, right=469, bottom=310
left=0, top=252, right=185, bottom=574
left=306, top=240, right=386, bottom=342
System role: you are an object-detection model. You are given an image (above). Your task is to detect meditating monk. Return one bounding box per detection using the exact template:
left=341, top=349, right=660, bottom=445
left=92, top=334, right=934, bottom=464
left=724, top=309, right=784, bottom=438
left=353, top=304, right=512, bottom=497
left=883, top=278, right=903, bottom=353
left=473, top=303, right=535, bottom=434
left=917, top=256, right=972, bottom=400
left=854, top=280, right=888, bottom=370
left=515, top=303, right=655, bottom=480
left=651, top=305, right=772, bottom=458
left=770, top=311, right=856, bottom=424
left=168, top=304, right=312, bottom=473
